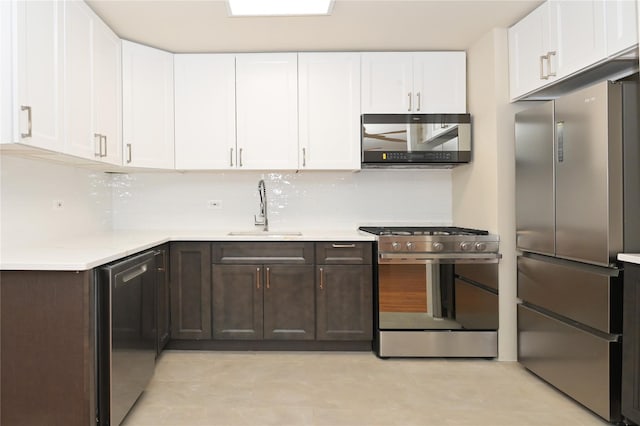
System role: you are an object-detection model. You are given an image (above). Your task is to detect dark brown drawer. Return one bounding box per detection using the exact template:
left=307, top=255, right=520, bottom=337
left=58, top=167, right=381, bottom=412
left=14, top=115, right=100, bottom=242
left=315, top=242, right=372, bottom=265
left=212, top=242, right=314, bottom=264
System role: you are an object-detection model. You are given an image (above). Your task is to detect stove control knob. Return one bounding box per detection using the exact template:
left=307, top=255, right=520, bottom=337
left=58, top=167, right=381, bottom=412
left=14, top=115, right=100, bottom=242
left=475, top=242, right=487, bottom=252
left=391, top=242, right=401, bottom=251
left=432, top=242, right=444, bottom=252
left=460, top=242, right=474, bottom=251
left=406, top=242, right=415, bottom=251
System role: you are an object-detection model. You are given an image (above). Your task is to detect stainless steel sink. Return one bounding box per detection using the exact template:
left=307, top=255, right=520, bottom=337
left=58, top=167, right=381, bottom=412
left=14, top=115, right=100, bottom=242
left=227, top=231, right=303, bottom=237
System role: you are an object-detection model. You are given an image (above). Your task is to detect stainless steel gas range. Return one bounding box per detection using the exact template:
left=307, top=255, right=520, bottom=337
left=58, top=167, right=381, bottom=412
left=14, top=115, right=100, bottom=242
left=359, top=226, right=501, bottom=358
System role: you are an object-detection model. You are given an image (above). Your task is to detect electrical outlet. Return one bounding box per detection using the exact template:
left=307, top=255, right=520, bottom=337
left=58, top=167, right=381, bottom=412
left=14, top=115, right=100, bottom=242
left=52, top=199, right=64, bottom=210
left=207, top=199, right=222, bottom=210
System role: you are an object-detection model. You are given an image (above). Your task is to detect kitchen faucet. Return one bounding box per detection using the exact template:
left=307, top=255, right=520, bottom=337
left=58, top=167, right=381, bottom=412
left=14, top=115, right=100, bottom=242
left=254, top=179, right=268, bottom=232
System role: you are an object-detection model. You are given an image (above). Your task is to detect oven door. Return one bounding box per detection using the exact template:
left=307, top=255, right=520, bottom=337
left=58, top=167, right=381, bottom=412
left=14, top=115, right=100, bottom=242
left=375, top=253, right=500, bottom=357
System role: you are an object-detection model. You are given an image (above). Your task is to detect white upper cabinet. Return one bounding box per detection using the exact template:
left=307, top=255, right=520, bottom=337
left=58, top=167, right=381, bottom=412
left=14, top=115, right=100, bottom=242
left=548, top=0, right=606, bottom=78
left=15, top=0, right=64, bottom=151
left=235, top=53, right=298, bottom=170
left=63, top=1, right=121, bottom=165
left=298, top=52, right=361, bottom=170
left=122, top=40, right=174, bottom=169
left=92, top=15, right=122, bottom=166
left=509, top=2, right=552, bottom=100
left=361, top=53, right=413, bottom=113
left=509, top=0, right=636, bottom=100
left=413, top=52, right=466, bottom=113
left=1, top=1, right=15, bottom=144
left=174, top=54, right=236, bottom=170
left=605, top=0, right=638, bottom=56
left=361, top=52, right=466, bottom=113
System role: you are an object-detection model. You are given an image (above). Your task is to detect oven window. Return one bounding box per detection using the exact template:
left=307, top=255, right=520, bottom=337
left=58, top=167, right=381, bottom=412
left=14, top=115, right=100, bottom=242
left=378, top=264, right=461, bottom=331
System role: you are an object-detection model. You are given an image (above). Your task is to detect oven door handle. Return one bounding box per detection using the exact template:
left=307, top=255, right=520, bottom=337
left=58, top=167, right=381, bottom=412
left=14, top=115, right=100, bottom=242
left=378, top=252, right=502, bottom=264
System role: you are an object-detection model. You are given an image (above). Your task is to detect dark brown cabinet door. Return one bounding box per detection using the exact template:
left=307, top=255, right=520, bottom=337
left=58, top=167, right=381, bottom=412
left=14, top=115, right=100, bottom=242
left=263, top=265, right=315, bottom=340
left=170, top=242, right=212, bottom=340
left=212, top=264, right=264, bottom=340
left=316, top=265, right=373, bottom=341
left=622, top=263, right=640, bottom=424
left=156, top=244, right=170, bottom=354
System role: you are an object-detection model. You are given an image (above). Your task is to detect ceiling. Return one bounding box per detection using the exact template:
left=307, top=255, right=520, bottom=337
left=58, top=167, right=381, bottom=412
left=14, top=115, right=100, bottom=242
left=86, top=0, right=543, bottom=53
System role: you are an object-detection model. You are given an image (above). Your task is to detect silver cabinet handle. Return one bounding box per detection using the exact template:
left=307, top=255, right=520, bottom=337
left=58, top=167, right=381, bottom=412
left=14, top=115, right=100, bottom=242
left=407, top=92, right=412, bottom=111
left=94, top=133, right=102, bottom=158
left=121, top=264, right=148, bottom=283
left=539, top=54, right=548, bottom=80
left=126, top=143, right=132, bottom=164
left=332, top=243, right=355, bottom=248
left=556, top=121, right=564, bottom=163
left=20, top=105, right=32, bottom=138
left=416, top=92, right=421, bottom=111
left=266, top=267, right=270, bottom=289
left=239, top=148, right=243, bottom=167
left=102, top=135, right=107, bottom=158
left=256, top=267, right=261, bottom=289
left=546, top=51, right=556, bottom=77
left=230, top=147, right=234, bottom=167
left=319, top=267, right=324, bottom=290
left=302, top=147, right=306, bottom=167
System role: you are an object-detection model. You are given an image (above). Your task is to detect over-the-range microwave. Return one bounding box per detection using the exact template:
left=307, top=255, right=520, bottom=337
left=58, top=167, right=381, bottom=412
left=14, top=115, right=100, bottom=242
left=361, top=113, right=472, bottom=168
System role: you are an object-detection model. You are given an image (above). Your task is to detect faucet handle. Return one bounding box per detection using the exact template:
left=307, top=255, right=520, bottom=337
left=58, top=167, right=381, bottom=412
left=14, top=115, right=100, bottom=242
left=254, top=214, right=265, bottom=226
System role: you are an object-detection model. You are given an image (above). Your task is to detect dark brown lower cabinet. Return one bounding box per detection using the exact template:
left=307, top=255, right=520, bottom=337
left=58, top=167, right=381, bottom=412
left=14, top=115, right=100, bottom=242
left=211, top=263, right=315, bottom=340
left=156, top=244, right=170, bottom=354
left=263, top=265, right=315, bottom=340
left=170, top=242, right=212, bottom=340
left=622, top=262, right=640, bottom=425
left=316, top=265, right=373, bottom=340
left=0, top=270, right=95, bottom=426
left=212, top=264, right=264, bottom=339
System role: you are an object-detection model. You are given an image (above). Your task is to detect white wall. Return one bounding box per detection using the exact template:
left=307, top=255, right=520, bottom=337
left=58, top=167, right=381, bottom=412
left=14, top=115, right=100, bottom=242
left=112, top=169, right=453, bottom=231
left=0, top=155, right=113, bottom=246
left=452, top=28, right=532, bottom=362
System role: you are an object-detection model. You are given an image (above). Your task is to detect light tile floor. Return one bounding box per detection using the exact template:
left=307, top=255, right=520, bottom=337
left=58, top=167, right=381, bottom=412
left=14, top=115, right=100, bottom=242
left=123, top=351, right=609, bottom=426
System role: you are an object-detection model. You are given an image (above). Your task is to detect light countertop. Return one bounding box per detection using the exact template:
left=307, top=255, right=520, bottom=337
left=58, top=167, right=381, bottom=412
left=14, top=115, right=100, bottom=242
left=618, top=253, right=640, bottom=265
left=0, top=229, right=376, bottom=271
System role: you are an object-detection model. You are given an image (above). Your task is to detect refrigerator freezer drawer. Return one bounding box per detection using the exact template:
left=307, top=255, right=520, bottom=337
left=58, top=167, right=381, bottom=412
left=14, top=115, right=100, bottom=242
left=517, top=255, right=621, bottom=334
left=455, top=263, right=498, bottom=291
left=454, top=279, right=498, bottom=330
left=518, top=304, right=621, bottom=422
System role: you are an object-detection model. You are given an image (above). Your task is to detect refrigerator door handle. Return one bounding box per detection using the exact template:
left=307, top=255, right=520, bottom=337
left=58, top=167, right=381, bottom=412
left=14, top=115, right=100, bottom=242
left=556, top=121, right=564, bottom=163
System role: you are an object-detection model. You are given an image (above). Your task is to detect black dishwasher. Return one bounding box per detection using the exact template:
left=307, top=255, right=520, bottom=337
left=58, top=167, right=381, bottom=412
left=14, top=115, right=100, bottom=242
left=97, top=250, right=157, bottom=425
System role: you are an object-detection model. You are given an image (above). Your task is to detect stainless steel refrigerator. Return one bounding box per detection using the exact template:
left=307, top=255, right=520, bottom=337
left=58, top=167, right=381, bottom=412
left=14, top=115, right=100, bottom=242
left=515, top=76, right=639, bottom=422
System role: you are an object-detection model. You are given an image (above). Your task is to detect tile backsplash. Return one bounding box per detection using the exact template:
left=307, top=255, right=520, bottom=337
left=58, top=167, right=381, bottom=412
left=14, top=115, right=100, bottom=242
left=0, top=154, right=453, bottom=246
left=1, top=155, right=113, bottom=246
left=111, top=169, right=453, bottom=231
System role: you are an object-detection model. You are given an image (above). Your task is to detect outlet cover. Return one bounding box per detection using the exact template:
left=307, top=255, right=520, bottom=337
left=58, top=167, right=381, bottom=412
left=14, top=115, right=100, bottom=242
left=207, top=200, right=222, bottom=210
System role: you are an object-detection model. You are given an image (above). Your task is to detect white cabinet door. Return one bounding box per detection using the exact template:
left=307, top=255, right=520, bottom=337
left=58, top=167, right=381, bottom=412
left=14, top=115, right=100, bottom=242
left=64, top=1, right=121, bottom=165
left=508, top=2, right=552, bottom=100
left=122, top=40, right=174, bottom=169
left=174, top=54, right=236, bottom=170
left=413, top=52, right=466, bottom=113
left=361, top=52, right=413, bottom=113
left=93, top=17, right=122, bottom=166
left=63, top=0, right=95, bottom=160
left=298, top=52, right=361, bottom=170
left=236, top=53, right=298, bottom=170
left=16, top=0, right=64, bottom=151
left=549, top=0, right=606, bottom=78
left=1, top=0, right=16, bottom=144
left=606, top=0, right=638, bottom=56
